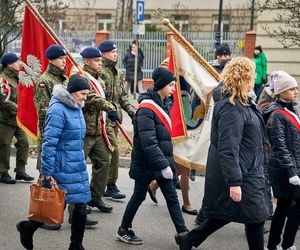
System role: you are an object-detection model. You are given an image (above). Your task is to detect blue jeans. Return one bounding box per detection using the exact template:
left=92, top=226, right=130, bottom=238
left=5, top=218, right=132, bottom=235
left=120, top=177, right=187, bottom=233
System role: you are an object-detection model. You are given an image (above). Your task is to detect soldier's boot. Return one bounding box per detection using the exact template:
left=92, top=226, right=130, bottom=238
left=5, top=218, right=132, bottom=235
left=104, top=184, right=126, bottom=199
left=69, top=204, right=86, bottom=250
left=16, top=172, right=34, bottom=182
left=0, top=172, right=16, bottom=184
left=16, top=220, right=42, bottom=250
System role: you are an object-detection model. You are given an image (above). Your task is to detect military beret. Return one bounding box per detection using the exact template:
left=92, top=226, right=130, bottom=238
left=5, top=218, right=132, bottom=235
left=67, top=74, right=90, bottom=94
left=152, top=67, right=176, bottom=91
left=80, top=47, right=102, bottom=58
left=1, top=53, right=19, bottom=68
left=45, top=45, right=67, bottom=60
left=98, top=40, right=117, bottom=53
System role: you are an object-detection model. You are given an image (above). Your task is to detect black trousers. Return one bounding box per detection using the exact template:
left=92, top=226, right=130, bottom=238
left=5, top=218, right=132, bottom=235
left=120, top=177, right=187, bottom=233
left=267, top=198, right=300, bottom=249
left=187, top=218, right=265, bottom=250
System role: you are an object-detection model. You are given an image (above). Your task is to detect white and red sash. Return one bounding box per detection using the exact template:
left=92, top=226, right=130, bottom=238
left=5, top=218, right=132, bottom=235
left=138, top=99, right=172, bottom=135
left=276, top=108, right=300, bottom=133
left=0, top=77, right=11, bottom=102
left=78, top=72, right=112, bottom=150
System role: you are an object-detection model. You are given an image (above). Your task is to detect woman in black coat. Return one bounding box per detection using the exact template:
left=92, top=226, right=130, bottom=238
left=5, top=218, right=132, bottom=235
left=116, top=67, right=187, bottom=245
left=262, top=71, right=300, bottom=250
left=175, top=57, right=270, bottom=250
left=122, top=40, right=144, bottom=94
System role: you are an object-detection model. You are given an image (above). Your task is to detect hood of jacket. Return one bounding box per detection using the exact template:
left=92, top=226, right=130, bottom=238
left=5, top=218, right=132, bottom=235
left=51, top=84, right=80, bottom=109
left=262, top=98, right=297, bottom=122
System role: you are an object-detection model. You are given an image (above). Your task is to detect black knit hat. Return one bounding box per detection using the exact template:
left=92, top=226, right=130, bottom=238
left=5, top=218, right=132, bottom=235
left=254, top=45, right=262, bottom=53
left=67, top=74, right=90, bottom=94
left=152, top=67, right=176, bottom=91
left=215, top=43, right=231, bottom=56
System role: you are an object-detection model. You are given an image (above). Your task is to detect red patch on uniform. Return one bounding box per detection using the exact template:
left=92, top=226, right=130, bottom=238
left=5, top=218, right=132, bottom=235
left=39, top=83, right=45, bottom=89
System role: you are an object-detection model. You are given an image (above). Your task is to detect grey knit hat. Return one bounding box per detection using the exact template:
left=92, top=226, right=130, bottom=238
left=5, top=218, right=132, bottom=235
left=269, top=71, right=298, bottom=95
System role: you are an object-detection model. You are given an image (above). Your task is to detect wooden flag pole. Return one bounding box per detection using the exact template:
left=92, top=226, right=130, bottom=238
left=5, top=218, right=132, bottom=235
left=24, top=0, right=133, bottom=147
left=162, top=18, right=221, bottom=81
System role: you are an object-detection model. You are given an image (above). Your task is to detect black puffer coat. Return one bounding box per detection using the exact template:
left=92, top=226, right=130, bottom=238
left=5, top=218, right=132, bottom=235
left=122, top=46, right=144, bottom=82
left=262, top=99, right=300, bottom=199
left=202, top=85, right=270, bottom=224
left=129, top=88, right=174, bottom=181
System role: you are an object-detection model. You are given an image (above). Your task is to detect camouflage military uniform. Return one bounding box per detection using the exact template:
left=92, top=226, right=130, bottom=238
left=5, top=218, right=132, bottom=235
left=0, top=68, right=29, bottom=176
left=82, top=65, right=116, bottom=202
left=99, top=57, right=135, bottom=186
left=34, top=63, right=67, bottom=170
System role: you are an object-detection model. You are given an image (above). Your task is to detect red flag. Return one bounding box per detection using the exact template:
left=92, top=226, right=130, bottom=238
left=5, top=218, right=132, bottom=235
left=168, top=49, right=187, bottom=140
left=17, top=6, right=72, bottom=138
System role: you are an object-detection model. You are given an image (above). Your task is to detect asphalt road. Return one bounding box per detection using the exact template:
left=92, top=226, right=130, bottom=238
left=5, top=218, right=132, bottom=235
left=0, top=156, right=299, bottom=250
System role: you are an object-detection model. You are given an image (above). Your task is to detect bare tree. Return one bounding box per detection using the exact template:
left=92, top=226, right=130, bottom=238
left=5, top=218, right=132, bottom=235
left=115, top=0, right=125, bottom=31
left=68, top=0, right=96, bottom=31
left=257, top=0, right=300, bottom=47
left=115, top=0, right=133, bottom=31
left=36, top=0, right=68, bottom=29
left=0, top=0, right=23, bottom=57
left=224, top=1, right=253, bottom=33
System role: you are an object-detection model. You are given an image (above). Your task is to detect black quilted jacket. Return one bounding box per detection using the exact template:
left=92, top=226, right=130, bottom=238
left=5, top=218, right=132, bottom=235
left=129, top=88, right=174, bottom=181
left=262, top=98, right=300, bottom=199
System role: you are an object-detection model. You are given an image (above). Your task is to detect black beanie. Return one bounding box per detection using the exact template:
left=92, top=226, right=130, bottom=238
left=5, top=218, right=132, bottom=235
left=152, top=67, right=176, bottom=91
left=67, top=75, right=90, bottom=94
left=255, top=45, right=262, bottom=53
left=215, top=43, right=231, bottom=56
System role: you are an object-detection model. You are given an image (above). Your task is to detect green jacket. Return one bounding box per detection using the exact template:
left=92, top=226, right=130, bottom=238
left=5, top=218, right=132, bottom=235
left=82, top=65, right=116, bottom=136
left=252, top=51, right=267, bottom=85
left=0, top=68, right=19, bottom=127
left=34, top=63, right=67, bottom=140
left=99, top=57, right=135, bottom=125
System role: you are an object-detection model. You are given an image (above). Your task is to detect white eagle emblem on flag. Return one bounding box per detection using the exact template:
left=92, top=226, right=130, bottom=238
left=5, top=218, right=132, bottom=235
left=19, top=55, right=42, bottom=87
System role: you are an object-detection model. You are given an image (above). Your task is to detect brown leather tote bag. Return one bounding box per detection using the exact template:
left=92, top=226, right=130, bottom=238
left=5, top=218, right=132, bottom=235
left=28, top=176, right=66, bottom=224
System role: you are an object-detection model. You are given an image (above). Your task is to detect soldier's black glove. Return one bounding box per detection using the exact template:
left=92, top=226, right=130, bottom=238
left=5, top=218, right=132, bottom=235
left=107, top=111, right=121, bottom=124
left=128, top=111, right=136, bottom=124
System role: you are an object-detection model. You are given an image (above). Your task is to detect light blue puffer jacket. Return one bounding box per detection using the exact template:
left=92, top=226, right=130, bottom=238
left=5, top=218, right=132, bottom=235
left=41, top=84, right=91, bottom=204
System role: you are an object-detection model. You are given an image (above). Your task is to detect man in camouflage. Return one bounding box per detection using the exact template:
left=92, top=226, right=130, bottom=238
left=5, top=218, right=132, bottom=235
left=79, top=47, right=121, bottom=213
left=98, top=40, right=136, bottom=199
left=0, top=53, right=34, bottom=184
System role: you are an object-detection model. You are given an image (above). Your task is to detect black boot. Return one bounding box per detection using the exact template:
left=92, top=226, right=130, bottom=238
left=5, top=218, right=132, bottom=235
left=16, top=220, right=42, bottom=250
left=69, top=204, right=87, bottom=250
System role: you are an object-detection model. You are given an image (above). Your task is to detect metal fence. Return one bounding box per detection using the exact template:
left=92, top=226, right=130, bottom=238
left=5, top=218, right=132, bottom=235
left=6, top=31, right=244, bottom=78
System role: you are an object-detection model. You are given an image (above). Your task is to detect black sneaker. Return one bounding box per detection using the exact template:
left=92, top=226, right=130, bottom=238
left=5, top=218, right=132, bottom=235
left=16, top=172, right=34, bottom=182
left=116, top=227, right=143, bottom=245
left=104, top=184, right=126, bottom=199
left=0, top=173, right=16, bottom=184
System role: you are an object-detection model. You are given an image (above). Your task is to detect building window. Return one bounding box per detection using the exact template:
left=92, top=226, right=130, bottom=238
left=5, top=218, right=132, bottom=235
left=173, top=15, right=189, bottom=32
left=54, top=18, right=67, bottom=31
left=96, top=13, right=112, bottom=31
left=143, top=14, right=151, bottom=24
left=212, top=15, right=230, bottom=33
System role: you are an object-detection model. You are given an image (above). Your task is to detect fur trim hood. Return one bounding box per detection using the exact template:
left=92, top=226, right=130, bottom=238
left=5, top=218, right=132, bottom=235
left=51, top=84, right=80, bottom=109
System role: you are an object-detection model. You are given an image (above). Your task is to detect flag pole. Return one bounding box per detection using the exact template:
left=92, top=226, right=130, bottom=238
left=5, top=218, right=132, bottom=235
left=162, top=18, right=221, bottom=81
left=24, top=0, right=133, bottom=147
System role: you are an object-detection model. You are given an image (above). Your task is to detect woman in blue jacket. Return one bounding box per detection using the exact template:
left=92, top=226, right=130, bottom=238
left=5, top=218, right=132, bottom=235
left=17, top=74, right=91, bottom=250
